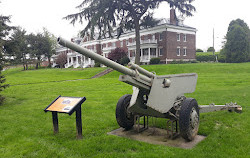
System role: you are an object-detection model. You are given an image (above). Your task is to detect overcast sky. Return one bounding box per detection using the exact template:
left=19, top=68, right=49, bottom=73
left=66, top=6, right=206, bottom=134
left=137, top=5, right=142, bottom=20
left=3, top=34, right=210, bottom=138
left=1, top=0, right=249, bottom=51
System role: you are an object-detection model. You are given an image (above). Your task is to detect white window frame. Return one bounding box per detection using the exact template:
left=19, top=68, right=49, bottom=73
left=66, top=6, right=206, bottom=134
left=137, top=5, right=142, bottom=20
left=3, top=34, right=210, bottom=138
left=159, top=47, right=163, bottom=56
left=183, top=34, right=187, bottom=42
left=183, top=47, right=187, bottom=56
left=152, top=34, right=155, bottom=40
left=177, top=33, right=180, bottom=41
left=120, top=41, right=123, bottom=47
left=159, top=32, right=163, bottom=41
left=177, top=47, right=181, bottom=56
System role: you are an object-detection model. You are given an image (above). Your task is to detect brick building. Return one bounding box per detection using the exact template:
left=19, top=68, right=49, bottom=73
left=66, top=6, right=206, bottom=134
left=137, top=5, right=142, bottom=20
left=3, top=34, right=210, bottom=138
left=53, top=9, right=196, bottom=68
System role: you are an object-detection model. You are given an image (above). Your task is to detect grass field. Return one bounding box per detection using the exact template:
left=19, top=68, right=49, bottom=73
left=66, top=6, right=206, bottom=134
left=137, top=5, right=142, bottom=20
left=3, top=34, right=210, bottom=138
left=1, top=63, right=250, bottom=157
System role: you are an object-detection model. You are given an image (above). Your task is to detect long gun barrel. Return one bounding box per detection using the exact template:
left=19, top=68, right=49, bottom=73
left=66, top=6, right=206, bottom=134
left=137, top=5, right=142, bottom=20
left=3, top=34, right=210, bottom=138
left=57, top=37, right=153, bottom=84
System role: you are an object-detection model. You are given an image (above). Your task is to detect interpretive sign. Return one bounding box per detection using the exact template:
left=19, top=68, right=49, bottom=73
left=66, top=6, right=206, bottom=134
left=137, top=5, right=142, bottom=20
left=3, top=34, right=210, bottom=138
left=44, top=96, right=86, bottom=115
left=44, top=95, right=86, bottom=139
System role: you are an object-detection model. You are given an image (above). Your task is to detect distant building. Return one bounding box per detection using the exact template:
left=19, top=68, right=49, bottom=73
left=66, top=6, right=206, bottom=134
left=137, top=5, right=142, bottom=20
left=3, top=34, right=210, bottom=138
left=53, top=9, right=196, bottom=68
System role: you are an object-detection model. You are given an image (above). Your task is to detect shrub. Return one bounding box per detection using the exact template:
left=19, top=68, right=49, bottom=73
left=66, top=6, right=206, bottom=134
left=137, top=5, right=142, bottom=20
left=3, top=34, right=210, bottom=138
left=55, top=52, right=67, bottom=68
left=196, top=49, right=203, bottom=52
left=120, top=56, right=130, bottom=65
left=207, top=47, right=215, bottom=52
left=170, top=60, right=197, bottom=64
left=108, top=47, right=128, bottom=64
left=196, top=54, right=216, bottom=62
left=150, top=58, right=160, bottom=64
left=94, top=62, right=101, bottom=67
left=223, top=19, right=250, bottom=63
left=191, top=60, right=199, bottom=63
left=218, top=54, right=226, bottom=63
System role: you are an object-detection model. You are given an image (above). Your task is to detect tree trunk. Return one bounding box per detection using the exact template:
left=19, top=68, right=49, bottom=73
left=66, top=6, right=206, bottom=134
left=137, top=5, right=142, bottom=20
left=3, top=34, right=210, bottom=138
left=48, top=57, right=51, bottom=68
left=134, top=18, right=141, bottom=65
left=36, top=57, right=41, bottom=69
left=22, top=55, right=26, bottom=70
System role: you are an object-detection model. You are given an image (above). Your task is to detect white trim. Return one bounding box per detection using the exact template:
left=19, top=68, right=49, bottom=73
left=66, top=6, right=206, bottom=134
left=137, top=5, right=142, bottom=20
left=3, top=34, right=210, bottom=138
left=183, top=47, right=187, bottom=56
left=168, top=28, right=196, bottom=35
left=177, top=46, right=181, bottom=56
left=93, top=23, right=195, bottom=42
left=81, top=40, right=100, bottom=46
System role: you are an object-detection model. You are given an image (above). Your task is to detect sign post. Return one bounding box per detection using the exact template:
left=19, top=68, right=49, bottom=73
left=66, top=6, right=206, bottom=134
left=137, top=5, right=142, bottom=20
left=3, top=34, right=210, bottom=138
left=44, top=95, right=86, bottom=139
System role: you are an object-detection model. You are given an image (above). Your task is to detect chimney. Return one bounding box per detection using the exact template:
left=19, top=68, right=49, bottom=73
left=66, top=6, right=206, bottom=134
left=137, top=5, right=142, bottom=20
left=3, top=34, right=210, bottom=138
left=170, top=8, right=177, bottom=25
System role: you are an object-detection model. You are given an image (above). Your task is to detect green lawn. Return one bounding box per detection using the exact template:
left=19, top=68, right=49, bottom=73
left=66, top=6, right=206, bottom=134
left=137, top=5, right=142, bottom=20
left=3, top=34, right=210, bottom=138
left=0, top=63, right=249, bottom=157
left=3, top=67, right=106, bottom=85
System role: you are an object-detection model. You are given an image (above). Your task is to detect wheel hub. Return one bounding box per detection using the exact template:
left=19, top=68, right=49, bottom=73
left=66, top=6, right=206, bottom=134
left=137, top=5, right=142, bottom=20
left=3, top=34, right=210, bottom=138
left=190, top=108, right=199, bottom=129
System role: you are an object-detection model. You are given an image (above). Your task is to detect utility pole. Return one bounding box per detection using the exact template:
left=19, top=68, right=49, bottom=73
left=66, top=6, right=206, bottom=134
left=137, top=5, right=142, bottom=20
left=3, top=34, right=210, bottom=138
left=213, top=28, right=218, bottom=62
left=213, top=28, right=215, bottom=56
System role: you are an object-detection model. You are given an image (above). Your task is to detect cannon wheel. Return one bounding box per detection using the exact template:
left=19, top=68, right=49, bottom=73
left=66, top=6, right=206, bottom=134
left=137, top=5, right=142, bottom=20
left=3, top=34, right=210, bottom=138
left=179, top=98, right=199, bottom=141
left=116, top=94, right=134, bottom=130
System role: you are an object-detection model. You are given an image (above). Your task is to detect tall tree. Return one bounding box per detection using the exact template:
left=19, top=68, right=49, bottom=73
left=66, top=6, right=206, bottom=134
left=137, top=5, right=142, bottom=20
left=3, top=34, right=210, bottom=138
left=43, top=28, right=57, bottom=67
left=27, top=33, right=50, bottom=69
left=5, top=27, right=30, bottom=70
left=223, top=19, right=250, bottom=63
left=0, top=13, right=12, bottom=104
left=64, top=0, right=195, bottom=65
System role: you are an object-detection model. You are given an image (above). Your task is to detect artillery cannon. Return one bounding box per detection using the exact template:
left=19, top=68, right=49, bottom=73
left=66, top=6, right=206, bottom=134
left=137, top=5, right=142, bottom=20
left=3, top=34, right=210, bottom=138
left=58, top=37, right=242, bottom=141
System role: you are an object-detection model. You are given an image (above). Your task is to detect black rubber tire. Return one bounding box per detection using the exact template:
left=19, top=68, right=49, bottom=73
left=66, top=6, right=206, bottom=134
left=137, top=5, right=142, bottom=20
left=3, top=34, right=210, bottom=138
left=179, top=98, right=200, bottom=141
left=115, top=94, right=134, bottom=130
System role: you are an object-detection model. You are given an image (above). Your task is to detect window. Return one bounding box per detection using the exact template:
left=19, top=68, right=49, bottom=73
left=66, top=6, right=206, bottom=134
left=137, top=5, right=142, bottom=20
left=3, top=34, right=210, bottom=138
left=177, top=33, right=180, bottom=41
left=159, top=32, right=163, bottom=41
left=130, top=50, right=135, bottom=57
left=183, top=34, right=187, bottom=42
left=159, top=47, right=163, bottom=56
left=183, top=47, right=187, bottom=56
left=132, top=38, right=135, bottom=43
left=150, top=48, right=156, bottom=56
left=142, top=49, right=148, bottom=56
left=120, top=41, right=123, bottom=47
left=152, top=34, right=155, bottom=40
left=126, top=40, right=129, bottom=46
left=112, top=42, right=116, bottom=47
left=177, top=47, right=181, bottom=56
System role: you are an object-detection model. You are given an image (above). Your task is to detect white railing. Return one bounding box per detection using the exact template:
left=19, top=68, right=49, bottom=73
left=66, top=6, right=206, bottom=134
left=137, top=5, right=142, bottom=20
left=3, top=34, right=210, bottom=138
left=129, top=55, right=158, bottom=63
left=102, top=46, right=116, bottom=51
left=127, top=39, right=157, bottom=46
